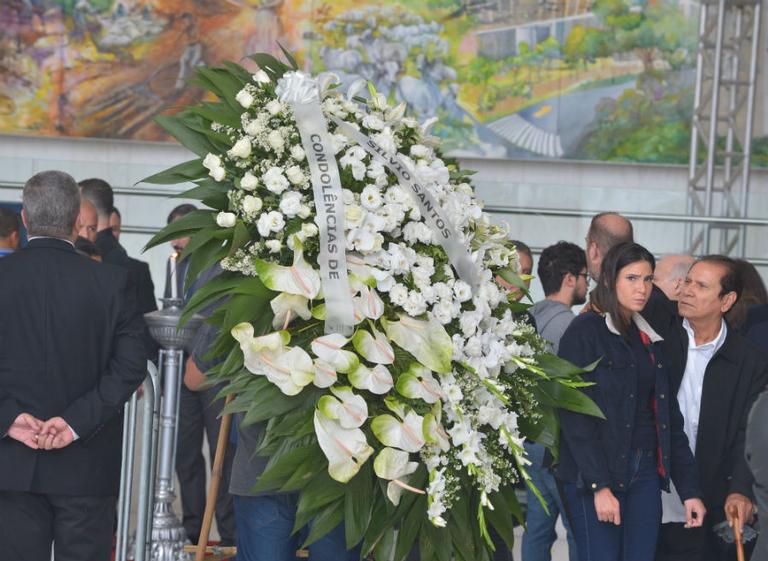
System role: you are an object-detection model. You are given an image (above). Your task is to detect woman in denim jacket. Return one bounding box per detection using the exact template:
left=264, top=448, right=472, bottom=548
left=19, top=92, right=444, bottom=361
left=554, top=242, right=706, bottom=561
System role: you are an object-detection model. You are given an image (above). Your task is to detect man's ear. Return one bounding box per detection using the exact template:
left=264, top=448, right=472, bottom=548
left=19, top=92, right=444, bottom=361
left=563, top=272, right=576, bottom=289
left=20, top=209, right=29, bottom=230
left=721, top=291, right=738, bottom=314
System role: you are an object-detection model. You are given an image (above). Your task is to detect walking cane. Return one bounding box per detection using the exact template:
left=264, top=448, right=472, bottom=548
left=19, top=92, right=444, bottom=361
left=182, top=394, right=237, bottom=561
left=729, top=505, right=746, bottom=561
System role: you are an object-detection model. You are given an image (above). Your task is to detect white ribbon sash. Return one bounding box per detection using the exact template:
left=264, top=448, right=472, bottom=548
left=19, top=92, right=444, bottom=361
left=330, top=116, right=479, bottom=290
left=277, top=73, right=355, bottom=336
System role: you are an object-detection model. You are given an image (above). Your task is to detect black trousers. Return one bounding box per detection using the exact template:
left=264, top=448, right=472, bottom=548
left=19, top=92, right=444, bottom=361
left=175, top=383, right=236, bottom=544
left=0, top=490, right=116, bottom=561
left=656, top=522, right=756, bottom=561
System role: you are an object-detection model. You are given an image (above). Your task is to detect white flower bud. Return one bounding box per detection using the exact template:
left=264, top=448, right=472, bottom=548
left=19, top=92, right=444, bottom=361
left=228, top=138, right=251, bottom=159
left=240, top=172, right=258, bottom=191
left=242, top=195, right=263, bottom=215
left=285, top=165, right=305, bottom=185
left=235, top=89, right=254, bottom=108
left=252, top=70, right=271, bottom=84
left=216, top=211, right=237, bottom=228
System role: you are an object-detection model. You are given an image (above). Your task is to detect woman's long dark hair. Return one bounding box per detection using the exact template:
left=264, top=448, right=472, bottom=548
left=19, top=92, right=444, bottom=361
left=592, top=242, right=656, bottom=337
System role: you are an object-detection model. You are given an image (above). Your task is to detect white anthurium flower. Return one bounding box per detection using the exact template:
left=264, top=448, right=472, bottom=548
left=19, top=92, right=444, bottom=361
left=348, top=363, right=393, bottom=395
left=270, top=293, right=312, bottom=329
left=314, top=409, right=373, bottom=483
left=312, top=359, right=337, bottom=388
left=374, top=447, right=420, bottom=506
left=311, top=333, right=359, bottom=373
left=317, top=386, right=368, bottom=429
left=351, top=329, right=395, bottom=365
left=353, top=285, right=384, bottom=320
left=346, top=254, right=377, bottom=286
left=259, top=345, right=314, bottom=396
left=395, top=364, right=445, bottom=404
left=232, top=328, right=289, bottom=375
left=381, top=315, right=453, bottom=374
left=423, top=411, right=450, bottom=452
left=371, top=411, right=426, bottom=453
left=255, top=246, right=321, bottom=299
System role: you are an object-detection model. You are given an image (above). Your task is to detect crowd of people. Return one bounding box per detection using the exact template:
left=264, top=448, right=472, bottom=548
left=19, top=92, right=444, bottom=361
left=0, top=172, right=766, bottom=561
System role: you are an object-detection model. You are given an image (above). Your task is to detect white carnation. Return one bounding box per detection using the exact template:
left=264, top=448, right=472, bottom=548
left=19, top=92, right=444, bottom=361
left=410, top=144, right=431, bottom=159
left=263, top=167, right=289, bottom=194
left=257, top=211, right=285, bottom=237
left=371, top=127, right=397, bottom=155
left=362, top=114, right=385, bottom=131
left=235, top=89, right=254, bottom=108
left=389, top=284, right=408, bottom=306
left=279, top=191, right=303, bottom=217
left=453, top=280, right=473, bottom=303
left=216, top=211, right=236, bottom=228
left=265, top=239, right=282, bottom=253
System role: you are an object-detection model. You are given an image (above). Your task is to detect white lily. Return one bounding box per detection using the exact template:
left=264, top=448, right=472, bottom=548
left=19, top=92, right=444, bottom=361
left=395, top=364, right=445, bottom=404
left=255, top=246, right=321, bottom=299
left=317, top=386, right=368, bottom=429
left=270, top=293, right=312, bottom=329
left=351, top=329, right=395, bottom=365
left=314, top=409, right=373, bottom=483
left=311, top=334, right=359, bottom=373
left=348, top=363, right=393, bottom=395
left=374, top=447, right=420, bottom=505
left=371, top=411, right=426, bottom=453
left=381, top=315, right=453, bottom=373
left=312, top=359, right=338, bottom=388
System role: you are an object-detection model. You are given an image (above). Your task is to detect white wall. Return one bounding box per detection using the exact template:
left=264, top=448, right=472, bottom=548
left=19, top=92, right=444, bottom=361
left=1, top=134, right=767, bottom=305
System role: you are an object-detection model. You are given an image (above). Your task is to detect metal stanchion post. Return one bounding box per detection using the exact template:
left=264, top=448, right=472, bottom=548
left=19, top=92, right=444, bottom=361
left=144, top=298, right=203, bottom=561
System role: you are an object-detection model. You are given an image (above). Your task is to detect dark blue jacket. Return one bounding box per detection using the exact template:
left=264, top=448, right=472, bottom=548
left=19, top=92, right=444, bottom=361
left=553, top=311, right=700, bottom=502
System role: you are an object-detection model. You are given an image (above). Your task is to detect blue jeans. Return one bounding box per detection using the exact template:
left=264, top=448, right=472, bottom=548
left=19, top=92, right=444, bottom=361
left=234, top=494, right=361, bottom=561
left=563, top=449, right=661, bottom=561
left=522, top=442, right=579, bottom=561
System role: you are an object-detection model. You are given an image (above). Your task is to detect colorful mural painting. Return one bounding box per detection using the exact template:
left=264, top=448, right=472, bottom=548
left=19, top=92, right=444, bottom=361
left=0, top=0, right=743, bottom=163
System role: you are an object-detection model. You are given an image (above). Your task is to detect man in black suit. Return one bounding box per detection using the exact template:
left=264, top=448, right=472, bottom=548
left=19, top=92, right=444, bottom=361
left=657, top=256, right=768, bottom=561
left=79, top=179, right=159, bottom=357
left=0, top=170, right=147, bottom=561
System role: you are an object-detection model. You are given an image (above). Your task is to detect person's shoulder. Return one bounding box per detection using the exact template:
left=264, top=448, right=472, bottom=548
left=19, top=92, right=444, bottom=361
left=724, top=328, right=768, bottom=369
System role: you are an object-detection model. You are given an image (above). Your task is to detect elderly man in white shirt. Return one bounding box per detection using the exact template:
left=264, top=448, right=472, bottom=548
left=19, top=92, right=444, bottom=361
left=656, top=256, right=768, bottom=561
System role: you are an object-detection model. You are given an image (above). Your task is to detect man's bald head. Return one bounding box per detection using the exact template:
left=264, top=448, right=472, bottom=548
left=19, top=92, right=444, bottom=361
left=586, top=212, right=634, bottom=280
left=654, top=254, right=695, bottom=301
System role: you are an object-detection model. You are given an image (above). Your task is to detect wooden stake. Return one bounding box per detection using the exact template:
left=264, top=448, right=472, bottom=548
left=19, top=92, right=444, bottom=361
left=195, top=394, right=235, bottom=561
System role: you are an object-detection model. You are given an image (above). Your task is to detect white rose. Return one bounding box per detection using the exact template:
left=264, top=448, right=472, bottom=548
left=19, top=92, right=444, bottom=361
left=265, top=239, right=282, bottom=253
left=267, top=129, right=285, bottom=152
left=235, top=89, right=254, bottom=108
left=285, top=165, right=306, bottom=186
left=362, top=114, right=385, bottom=131
left=209, top=166, right=225, bottom=182
left=266, top=100, right=283, bottom=115
left=279, top=191, right=303, bottom=217
left=263, top=167, right=289, bottom=194
left=202, top=153, right=222, bottom=171
left=301, top=223, right=319, bottom=238
left=242, top=195, right=263, bottom=215
left=290, top=145, right=306, bottom=161
left=360, top=185, right=382, bottom=210
left=240, top=171, right=258, bottom=191
left=216, top=211, right=236, bottom=228
left=257, top=211, right=285, bottom=237
left=228, top=137, right=252, bottom=159
left=410, top=144, right=431, bottom=159
left=253, top=70, right=271, bottom=84
left=244, top=119, right=263, bottom=136
left=297, top=205, right=311, bottom=218
left=345, top=204, right=365, bottom=227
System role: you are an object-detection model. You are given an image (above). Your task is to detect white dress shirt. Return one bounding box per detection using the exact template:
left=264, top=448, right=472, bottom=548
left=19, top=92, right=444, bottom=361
left=662, top=318, right=727, bottom=523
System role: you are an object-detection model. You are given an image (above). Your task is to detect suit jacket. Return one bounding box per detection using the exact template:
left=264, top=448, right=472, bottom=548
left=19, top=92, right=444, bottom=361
left=0, top=238, right=147, bottom=496
left=746, top=390, right=768, bottom=561
left=667, top=322, right=768, bottom=525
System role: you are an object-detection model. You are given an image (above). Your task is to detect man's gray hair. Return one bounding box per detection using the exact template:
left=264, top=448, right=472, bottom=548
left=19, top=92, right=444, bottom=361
left=23, top=171, right=81, bottom=238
